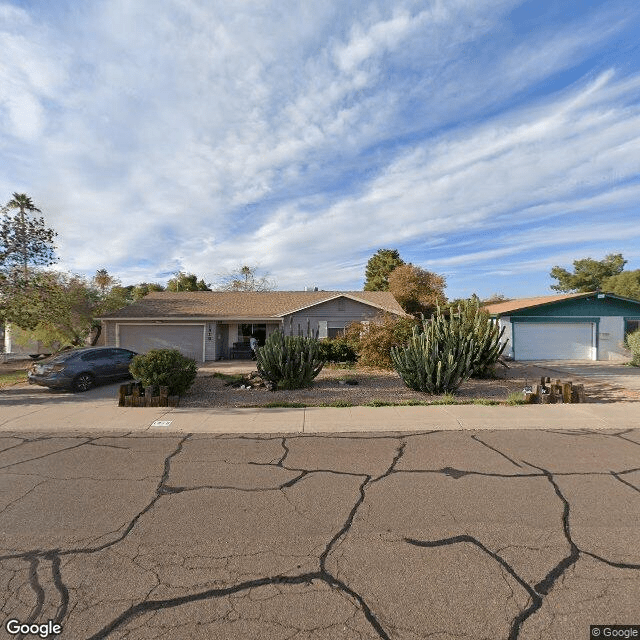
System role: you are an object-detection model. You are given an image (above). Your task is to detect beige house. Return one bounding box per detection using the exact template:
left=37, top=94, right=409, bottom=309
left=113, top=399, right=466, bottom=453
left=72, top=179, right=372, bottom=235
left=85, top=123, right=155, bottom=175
left=98, top=290, right=407, bottom=362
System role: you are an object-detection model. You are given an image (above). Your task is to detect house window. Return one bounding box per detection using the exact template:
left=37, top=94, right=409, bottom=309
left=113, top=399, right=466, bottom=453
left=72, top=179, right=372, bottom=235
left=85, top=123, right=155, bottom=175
left=327, top=322, right=347, bottom=338
left=238, top=324, right=266, bottom=346
left=625, top=319, right=640, bottom=336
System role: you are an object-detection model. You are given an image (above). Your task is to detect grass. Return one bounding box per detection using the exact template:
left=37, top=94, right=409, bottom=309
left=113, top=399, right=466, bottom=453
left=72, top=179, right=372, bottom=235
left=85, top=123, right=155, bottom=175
left=0, top=371, right=28, bottom=387
left=506, top=391, right=527, bottom=405
left=261, top=401, right=307, bottom=408
left=257, top=395, right=526, bottom=409
left=319, top=400, right=354, bottom=407
left=211, top=372, right=246, bottom=385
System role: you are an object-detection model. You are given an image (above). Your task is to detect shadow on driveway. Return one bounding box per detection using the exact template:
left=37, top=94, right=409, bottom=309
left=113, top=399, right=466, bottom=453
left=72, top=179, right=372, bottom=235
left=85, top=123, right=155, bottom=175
left=0, top=380, right=125, bottom=406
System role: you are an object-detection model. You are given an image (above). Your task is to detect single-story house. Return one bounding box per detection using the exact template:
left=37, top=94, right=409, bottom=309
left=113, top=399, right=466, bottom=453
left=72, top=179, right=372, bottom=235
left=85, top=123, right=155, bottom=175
left=98, top=290, right=408, bottom=362
left=484, top=292, right=640, bottom=361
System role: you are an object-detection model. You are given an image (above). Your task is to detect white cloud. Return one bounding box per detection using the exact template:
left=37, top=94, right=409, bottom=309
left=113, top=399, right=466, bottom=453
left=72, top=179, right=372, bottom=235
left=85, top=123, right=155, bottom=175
left=1, top=0, right=639, bottom=298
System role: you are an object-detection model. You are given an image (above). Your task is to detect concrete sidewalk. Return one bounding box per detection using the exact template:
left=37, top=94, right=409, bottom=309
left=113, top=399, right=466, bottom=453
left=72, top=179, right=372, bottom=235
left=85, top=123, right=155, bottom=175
left=1, top=398, right=639, bottom=432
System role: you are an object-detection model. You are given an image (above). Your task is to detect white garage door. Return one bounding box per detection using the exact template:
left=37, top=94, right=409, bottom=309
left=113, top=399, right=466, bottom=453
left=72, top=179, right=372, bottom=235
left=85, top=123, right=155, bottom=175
left=118, top=324, right=204, bottom=361
left=514, top=322, right=594, bottom=360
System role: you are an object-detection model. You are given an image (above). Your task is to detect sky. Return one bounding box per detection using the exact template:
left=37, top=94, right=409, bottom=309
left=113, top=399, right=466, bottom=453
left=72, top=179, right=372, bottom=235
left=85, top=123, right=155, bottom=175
left=1, top=0, right=640, bottom=299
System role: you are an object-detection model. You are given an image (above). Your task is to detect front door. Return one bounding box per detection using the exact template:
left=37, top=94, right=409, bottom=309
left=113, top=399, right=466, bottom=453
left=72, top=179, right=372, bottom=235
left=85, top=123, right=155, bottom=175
left=216, top=325, right=229, bottom=359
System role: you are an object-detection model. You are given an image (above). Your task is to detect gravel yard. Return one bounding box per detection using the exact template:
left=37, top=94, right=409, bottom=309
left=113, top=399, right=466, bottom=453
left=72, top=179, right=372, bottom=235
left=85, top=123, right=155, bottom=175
left=180, top=360, right=636, bottom=407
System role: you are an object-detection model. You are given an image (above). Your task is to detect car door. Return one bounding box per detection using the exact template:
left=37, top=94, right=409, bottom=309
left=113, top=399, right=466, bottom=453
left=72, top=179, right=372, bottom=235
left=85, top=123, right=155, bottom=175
left=79, top=350, right=114, bottom=381
left=109, top=348, right=136, bottom=379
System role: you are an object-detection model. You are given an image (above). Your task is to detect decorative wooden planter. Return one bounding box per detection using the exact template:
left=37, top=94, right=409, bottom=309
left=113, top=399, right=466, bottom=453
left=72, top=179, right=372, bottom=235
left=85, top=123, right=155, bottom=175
left=523, top=377, right=586, bottom=404
left=118, top=382, right=179, bottom=407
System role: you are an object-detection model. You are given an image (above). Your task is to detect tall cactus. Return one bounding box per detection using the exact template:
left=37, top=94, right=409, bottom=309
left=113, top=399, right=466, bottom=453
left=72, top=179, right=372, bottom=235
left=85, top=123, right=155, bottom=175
left=391, top=306, right=475, bottom=393
left=454, top=299, right=507, bottom=377
left=390, top=300, right=507, bottom=393
left=256, top=329, right=325, bottom=390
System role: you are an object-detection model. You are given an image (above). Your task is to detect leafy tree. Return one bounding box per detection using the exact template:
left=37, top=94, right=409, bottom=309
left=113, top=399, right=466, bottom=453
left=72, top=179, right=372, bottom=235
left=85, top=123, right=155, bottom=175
left=166, top=271, right=211, bottom=291
left=481, top=293, right=511, bottom=305
left=344, top=314, right=419, bottom=369
left=387, top=264, right=447, bottom=315
left=2, top=271, right=133, bottom=349
left=364, top=249, right=405, bottom=291
left=215, top=265, right=276, bottom=291
left=550, top=253, right=626, bottom=292
left=0, top=272, right=43, bottom=330
left=131, top=282, right=165, bottom=299
left=0, top=193, right=57, bottom=277
left=601, top=270, right=640, bottom=301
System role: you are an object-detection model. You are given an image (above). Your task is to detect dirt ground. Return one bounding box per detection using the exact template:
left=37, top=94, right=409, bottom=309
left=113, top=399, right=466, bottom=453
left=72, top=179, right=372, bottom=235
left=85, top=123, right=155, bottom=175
left=181, top=360, right=640, bottom=407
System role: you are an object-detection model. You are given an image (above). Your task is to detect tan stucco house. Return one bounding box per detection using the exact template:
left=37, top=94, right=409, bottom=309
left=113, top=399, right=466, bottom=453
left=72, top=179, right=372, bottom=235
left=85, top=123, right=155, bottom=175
left=98, top=290, right=407, bottom=362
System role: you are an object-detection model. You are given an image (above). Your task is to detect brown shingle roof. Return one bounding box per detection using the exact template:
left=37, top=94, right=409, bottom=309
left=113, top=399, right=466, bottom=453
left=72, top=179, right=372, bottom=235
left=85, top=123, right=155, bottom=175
left=483, top=292, right=592, bottom=315
left=99, top=291, right=408, bottom=319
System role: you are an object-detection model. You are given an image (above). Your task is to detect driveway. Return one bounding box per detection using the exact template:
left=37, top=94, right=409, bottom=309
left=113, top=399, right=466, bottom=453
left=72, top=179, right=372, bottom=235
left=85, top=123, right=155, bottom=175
left=525, top=360, right=640, bottom=392
left=1, top=429, right=639, bottom=640
left=0, top=380, right=126, bottom=406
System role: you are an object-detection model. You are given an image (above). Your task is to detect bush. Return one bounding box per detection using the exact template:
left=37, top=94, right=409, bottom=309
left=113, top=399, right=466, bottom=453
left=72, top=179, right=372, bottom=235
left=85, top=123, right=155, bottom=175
left=345, top=314, right=419, bottom=369
left=391, top=306, right=476, bottom=393
left=256, top=329, right=325, bottom=390
left=627, top=329, right=640, bottom=366
left=318, top=335, right=358, bottom=363
left=129, top=349, right=198, bottom=396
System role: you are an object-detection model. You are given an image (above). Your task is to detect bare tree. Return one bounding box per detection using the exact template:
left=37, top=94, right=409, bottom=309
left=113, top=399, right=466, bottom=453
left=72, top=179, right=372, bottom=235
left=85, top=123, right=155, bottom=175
left=215, top=265, right=276, bottom=291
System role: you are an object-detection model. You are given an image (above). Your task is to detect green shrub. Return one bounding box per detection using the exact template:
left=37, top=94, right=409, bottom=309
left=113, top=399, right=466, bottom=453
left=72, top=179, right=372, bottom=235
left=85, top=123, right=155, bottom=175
left=506, top=391, right=526, bottom=405
left=129, top=349, right=197, bottom=396
left=256, top=329, right=325, bottom=390
left=318, top=335, right=358, bottom=363
left=448, top=299, right=507, bottom=378
left=627, top=329, right=640, bottom=366
left=391, top=306, right=475, bottom=394
left=345, top=314, right=419, bottom=369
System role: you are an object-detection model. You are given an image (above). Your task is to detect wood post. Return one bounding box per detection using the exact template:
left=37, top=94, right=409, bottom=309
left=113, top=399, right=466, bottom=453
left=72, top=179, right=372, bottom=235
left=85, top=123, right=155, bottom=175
left=526, top=378, right=585, bottom=403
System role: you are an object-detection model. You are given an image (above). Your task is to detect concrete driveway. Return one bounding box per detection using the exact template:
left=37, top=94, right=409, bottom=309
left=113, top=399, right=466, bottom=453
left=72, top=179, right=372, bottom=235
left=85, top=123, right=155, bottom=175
left=1, top=428, right=638, bottom=640
left=0, top=379, right=126, bottom=406
left=526, top=360, right=640, bottom=391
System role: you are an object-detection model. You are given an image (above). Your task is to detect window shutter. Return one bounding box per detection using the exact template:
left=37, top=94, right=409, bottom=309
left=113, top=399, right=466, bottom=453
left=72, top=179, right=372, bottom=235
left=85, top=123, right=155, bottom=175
left=318, top=321, right=328, bottom=339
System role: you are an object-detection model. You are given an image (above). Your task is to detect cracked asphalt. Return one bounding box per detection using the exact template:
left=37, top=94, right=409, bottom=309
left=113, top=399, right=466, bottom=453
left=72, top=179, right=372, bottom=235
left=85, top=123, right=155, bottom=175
left=0, top=428, right=638, bottom=639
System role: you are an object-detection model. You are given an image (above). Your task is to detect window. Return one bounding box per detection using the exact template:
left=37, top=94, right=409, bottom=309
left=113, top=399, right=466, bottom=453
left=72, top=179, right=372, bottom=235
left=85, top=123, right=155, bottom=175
left=238, top=324, right=266, bottom=346
left=626, top=319, right=640, bottom=336
left=81, top=350, right=111, bottom=361
left=327, top=322, right=347, bottom=339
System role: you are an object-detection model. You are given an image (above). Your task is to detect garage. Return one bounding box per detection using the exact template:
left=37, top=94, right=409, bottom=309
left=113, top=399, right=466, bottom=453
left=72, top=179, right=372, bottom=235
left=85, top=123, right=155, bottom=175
left=513, top=322, right=594, bottom=360
left=485, top=292, right=640, bottom=362
left=117, top=324, right=204, bottom=361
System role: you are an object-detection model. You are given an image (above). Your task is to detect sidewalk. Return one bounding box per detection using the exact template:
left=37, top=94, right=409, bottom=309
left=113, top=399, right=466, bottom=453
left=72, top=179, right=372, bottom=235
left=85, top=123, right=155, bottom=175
left=1, top=399, right=639, bottom=433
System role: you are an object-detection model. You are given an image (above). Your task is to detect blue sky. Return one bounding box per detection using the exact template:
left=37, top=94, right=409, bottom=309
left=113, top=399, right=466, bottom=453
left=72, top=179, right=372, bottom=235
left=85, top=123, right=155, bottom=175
left=2, top=0, right=640, bottom=299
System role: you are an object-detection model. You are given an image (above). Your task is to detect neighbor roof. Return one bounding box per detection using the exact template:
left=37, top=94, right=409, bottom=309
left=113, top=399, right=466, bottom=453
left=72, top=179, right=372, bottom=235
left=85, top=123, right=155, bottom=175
left=483, top=291, right=607, bottom=315
left=98, top=291, right=407, bottom=319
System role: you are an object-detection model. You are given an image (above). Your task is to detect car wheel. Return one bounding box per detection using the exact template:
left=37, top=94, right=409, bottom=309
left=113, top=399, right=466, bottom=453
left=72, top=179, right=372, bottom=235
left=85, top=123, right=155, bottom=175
left=73, top=372, right=94, bottom=392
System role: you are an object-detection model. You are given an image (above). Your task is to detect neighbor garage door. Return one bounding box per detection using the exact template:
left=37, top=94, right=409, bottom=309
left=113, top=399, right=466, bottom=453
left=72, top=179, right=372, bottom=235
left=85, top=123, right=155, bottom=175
left=118, top=324, right=204, bottom=361
left=513, top=322, right=594, bottom=360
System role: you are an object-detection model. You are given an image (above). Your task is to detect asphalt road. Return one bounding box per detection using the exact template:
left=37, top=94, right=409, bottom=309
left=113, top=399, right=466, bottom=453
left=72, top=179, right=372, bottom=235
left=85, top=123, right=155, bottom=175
left=1, top=428, right=639, bottom=640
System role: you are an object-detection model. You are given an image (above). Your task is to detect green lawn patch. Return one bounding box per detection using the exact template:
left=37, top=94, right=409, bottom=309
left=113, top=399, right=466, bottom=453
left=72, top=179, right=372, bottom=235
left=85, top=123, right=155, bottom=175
left=0, top=371, right=28, bottom=387
left=261, top=401, right=307, bottom=408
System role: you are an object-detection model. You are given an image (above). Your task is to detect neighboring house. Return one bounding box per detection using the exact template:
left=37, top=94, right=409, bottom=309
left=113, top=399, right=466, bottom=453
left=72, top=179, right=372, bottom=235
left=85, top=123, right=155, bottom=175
left=484, top=292, right=640, bottom=361
left=97, top=291, right=407, bottom=362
